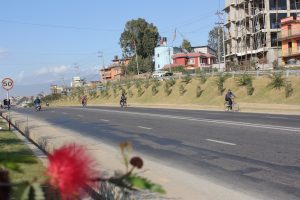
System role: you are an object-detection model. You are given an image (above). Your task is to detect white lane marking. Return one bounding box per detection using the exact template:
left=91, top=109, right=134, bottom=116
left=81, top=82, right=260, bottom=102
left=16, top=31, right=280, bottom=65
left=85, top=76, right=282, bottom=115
left=51, top=111, right=55, bottom=113
left=100, top=119, right=109, bottom=122
left=206, top=139, right=236, bottom=146
left=266, top=116, right=288, bottom=119
left=76, top=114, right=83, bottom=118
left=138, top=126, right=152, bottom=130
left=70, top=108, right=300, bottom=133
left=62, top=112, right=68, bottom=115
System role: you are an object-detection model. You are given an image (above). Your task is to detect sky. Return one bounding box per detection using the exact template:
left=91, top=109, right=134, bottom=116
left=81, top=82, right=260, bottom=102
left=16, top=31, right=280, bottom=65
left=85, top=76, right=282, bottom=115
left=0, top=0, right=223, bottom=97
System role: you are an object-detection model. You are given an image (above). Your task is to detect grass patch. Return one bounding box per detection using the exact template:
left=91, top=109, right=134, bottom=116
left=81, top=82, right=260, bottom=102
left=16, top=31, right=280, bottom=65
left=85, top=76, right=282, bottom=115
left=0, top=120, right=45, bottom=183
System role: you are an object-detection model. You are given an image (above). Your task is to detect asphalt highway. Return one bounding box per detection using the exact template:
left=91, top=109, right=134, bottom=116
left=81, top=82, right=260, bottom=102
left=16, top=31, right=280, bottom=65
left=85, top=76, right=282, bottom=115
left=14, top=106, right=300, bottom=200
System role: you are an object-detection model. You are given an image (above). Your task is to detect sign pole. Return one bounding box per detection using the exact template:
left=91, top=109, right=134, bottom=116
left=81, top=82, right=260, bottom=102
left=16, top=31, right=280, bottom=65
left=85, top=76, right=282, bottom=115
left=7, top=90, right=10, bottom=130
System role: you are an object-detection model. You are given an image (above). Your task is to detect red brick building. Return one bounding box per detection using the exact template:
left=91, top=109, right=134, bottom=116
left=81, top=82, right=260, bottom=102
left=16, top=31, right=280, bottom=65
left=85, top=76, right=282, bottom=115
left=171, top=53, right=216, bottom=69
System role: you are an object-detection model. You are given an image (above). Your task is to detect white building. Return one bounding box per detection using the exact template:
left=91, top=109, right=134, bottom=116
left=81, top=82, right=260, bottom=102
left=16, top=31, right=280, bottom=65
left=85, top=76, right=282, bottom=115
left=71, top=76, right=85, bottom=87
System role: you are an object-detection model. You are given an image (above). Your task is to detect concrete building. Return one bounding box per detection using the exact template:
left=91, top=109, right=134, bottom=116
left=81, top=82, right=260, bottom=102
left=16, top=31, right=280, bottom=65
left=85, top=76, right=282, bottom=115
left=224, top=0, right=300, bottom=69
left=281, top=15, right=300, bottom=65
left=192, top=46, right=217, bottom=56
left=71, top=77, right=85, bottom=87
left=154, top=37, right=182, bottom=71
left=171, top=53, right=216, bottom=70
left=50, top=85, right=64, bottom=94
left=100, top=57, right=131, bottom=82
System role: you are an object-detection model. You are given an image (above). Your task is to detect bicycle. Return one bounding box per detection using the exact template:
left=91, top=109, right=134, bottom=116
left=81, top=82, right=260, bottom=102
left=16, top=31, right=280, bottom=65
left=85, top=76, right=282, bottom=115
left=224, top=98, right=239, bottom=112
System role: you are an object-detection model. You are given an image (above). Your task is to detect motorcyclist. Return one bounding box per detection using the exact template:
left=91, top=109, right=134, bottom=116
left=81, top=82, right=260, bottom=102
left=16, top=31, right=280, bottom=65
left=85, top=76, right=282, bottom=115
left=34, top=97, right=41, bottom=106
left=225, top=89, right=235, bottom=110
left=34, top=97, right=41, bottom=110
left=120, top=93, right=127, bottom=106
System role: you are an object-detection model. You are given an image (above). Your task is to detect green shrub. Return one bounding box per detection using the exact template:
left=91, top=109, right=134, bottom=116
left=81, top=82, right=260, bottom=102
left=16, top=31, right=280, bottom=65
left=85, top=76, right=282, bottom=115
left=127, top=89, right=133, bottom=98
left=144, top=79, right=150, bottom=89
left=196, top=86, right=204, bottom=97
left=238, top=73, right=253, bottom=86
left=166, top=79, right=176, bottom=87
left=126, top=81, right=131, bottom=89
left=200, top=72, right=207, bottom=84
left=152, top=79, right=160, bottom=87
left=134, top=80, right=141, bottom=88
left=285, top=81, right=293, bottom=98
left=179, top=84, right=186, bottom=96
left=246, top=84, right=255, bottom=96
left=100, top=89, right=108, bottom=97
left=182, top=75, right=192, bottom=84
left=89, top=90, right=97, bottom=98
left=163, top=82, right=172, bottom=96
left=268, top=73, right=285, bottom=90
left=137, top=87, right=144, bottom=97
left=151, top=85, right=158, bottom=96
left=215, top=75, right=228, bottom=95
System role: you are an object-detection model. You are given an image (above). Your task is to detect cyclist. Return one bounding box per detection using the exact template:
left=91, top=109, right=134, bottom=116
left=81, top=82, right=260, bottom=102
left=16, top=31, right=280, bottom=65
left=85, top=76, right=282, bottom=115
left=225, top=89, right=235, bottom=110
left=81, top=95, right=87, bottom=107
left=120, top=93, right=127, bottom=107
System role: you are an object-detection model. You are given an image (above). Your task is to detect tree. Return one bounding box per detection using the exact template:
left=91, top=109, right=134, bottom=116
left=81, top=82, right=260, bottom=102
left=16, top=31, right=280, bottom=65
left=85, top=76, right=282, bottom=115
left=207, top=26, right=224, bottom=59
left=125, top=56, right=154, bottom=74
left=120, top=18, right=160, bottom=59
left=181, top=39, right=193, bottom=52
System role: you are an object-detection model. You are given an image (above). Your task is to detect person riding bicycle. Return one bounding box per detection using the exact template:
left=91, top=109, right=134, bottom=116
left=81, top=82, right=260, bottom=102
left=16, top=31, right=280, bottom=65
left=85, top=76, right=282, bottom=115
left=81, top=95, right=87, bottom=107
left=225, top=89, right=235, bottom=110
left=120, top=93, right=127, bottom=106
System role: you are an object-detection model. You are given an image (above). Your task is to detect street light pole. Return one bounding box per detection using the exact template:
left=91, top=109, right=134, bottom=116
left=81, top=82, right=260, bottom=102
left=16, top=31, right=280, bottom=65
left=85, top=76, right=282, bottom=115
left=98, top=51, right=105, bottom=83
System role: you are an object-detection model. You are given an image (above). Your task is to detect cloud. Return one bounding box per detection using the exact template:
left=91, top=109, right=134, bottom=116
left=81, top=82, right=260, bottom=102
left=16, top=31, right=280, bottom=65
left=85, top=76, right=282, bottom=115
left=35, top=65, right=69, bottom=76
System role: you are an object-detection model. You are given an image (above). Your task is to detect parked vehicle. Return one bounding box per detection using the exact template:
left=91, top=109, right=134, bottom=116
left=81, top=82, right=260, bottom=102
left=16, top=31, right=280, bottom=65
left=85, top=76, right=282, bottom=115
left=151, top=71, right=167, bottom=78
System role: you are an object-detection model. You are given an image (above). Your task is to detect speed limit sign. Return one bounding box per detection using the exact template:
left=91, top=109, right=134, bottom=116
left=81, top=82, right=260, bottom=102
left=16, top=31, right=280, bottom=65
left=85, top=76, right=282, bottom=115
left=2, top=78, right=14, bottom=91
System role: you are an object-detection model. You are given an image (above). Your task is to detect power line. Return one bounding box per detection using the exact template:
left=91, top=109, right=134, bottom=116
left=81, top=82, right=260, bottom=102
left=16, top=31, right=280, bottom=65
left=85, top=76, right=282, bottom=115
left=0, top=18, right=122, bottom=32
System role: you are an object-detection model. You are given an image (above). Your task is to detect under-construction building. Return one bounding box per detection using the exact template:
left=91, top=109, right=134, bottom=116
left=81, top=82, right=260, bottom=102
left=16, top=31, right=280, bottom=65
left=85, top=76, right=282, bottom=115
left=224, top=0, right=300, bottom=69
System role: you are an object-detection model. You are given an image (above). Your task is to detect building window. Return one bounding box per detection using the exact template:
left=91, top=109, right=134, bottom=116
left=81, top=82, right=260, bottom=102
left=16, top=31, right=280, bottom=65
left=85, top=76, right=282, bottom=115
left=271, top=32, right=282, bottom=47
left=291, top=0, right=300, bottom=10
left=270, top=13, right=287, bottom=29
left=188, top=58, right=195, bottom=65
left=157, top=53, right=159, bottom=57
left=269, top=0, right=287, bottom=10
left=158, top=64, right=160, bottom=69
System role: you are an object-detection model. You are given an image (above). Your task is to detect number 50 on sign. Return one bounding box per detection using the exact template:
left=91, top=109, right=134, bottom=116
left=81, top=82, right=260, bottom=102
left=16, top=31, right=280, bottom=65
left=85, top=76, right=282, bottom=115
left=2, top=78, right=14, bottom=91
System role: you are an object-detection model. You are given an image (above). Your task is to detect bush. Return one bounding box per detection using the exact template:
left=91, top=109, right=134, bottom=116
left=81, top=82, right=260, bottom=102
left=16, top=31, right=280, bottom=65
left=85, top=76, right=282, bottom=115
left=100, top=89, right=108, bottom=97
left=238, top=73, right=253, bottom=86
left=134, top=80, right=141, bottom=88
left=196, top=86, right=204, bottom=97
left=89, top=90, right=97, bottom=98
left=246, top=84, right=255, bottom=96
left=163, top=82, right=172, bottom=96
left=144, top=79, right=150, bottom=89
left=181, top=75, right=192, bottom=84
left=151, top=85, right=158, bottom=96
left=127, top=89, right=133, bottom=98
left=166, top=79, right=176, bottom=87
left=268, top=73, right=285, bottom=90
left=200, top=72, right=207, bottom=84
left=179, top=84, right=186, bottom=96
left=285, top=81, right=293, bottom=98
left=137, top=87, right=144, bottom=97
left=216, top=75, right=228, bottom=95
left=126, top=81, right=131, bottom=89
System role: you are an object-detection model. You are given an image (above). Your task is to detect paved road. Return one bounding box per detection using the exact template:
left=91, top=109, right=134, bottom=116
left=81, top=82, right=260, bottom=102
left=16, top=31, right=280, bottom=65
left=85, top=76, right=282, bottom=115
left=14, top=106, right=300, bottom=200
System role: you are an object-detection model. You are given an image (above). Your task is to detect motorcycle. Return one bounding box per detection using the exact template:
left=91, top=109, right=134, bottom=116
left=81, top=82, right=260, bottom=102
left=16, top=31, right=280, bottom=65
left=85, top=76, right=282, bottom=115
left=35, top=103, right=41, bottom=111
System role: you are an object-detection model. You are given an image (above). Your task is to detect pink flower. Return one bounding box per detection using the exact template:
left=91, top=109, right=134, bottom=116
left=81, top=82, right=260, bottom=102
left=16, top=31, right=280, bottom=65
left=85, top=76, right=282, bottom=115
left=47, top=144, right=98, bottom=199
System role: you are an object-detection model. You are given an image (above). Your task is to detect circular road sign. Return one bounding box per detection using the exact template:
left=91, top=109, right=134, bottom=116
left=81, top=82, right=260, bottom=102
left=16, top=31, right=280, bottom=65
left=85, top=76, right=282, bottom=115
left=2, top=78, right=14, bottom=91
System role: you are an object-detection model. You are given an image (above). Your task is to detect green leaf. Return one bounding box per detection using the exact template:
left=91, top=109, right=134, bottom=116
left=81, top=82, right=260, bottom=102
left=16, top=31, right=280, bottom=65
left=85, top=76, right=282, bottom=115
left=126, top=175, right=166, bottom=194
left=3, top=161, right=23, bottom=173
left=20, top=183, right=45, bottom=200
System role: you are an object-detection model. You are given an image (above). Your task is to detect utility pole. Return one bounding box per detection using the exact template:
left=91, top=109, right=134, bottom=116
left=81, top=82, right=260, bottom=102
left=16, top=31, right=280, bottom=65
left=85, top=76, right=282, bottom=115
left=98, top=51, right=105, bottom=83
left=216, top=10, right=225, bottom=72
